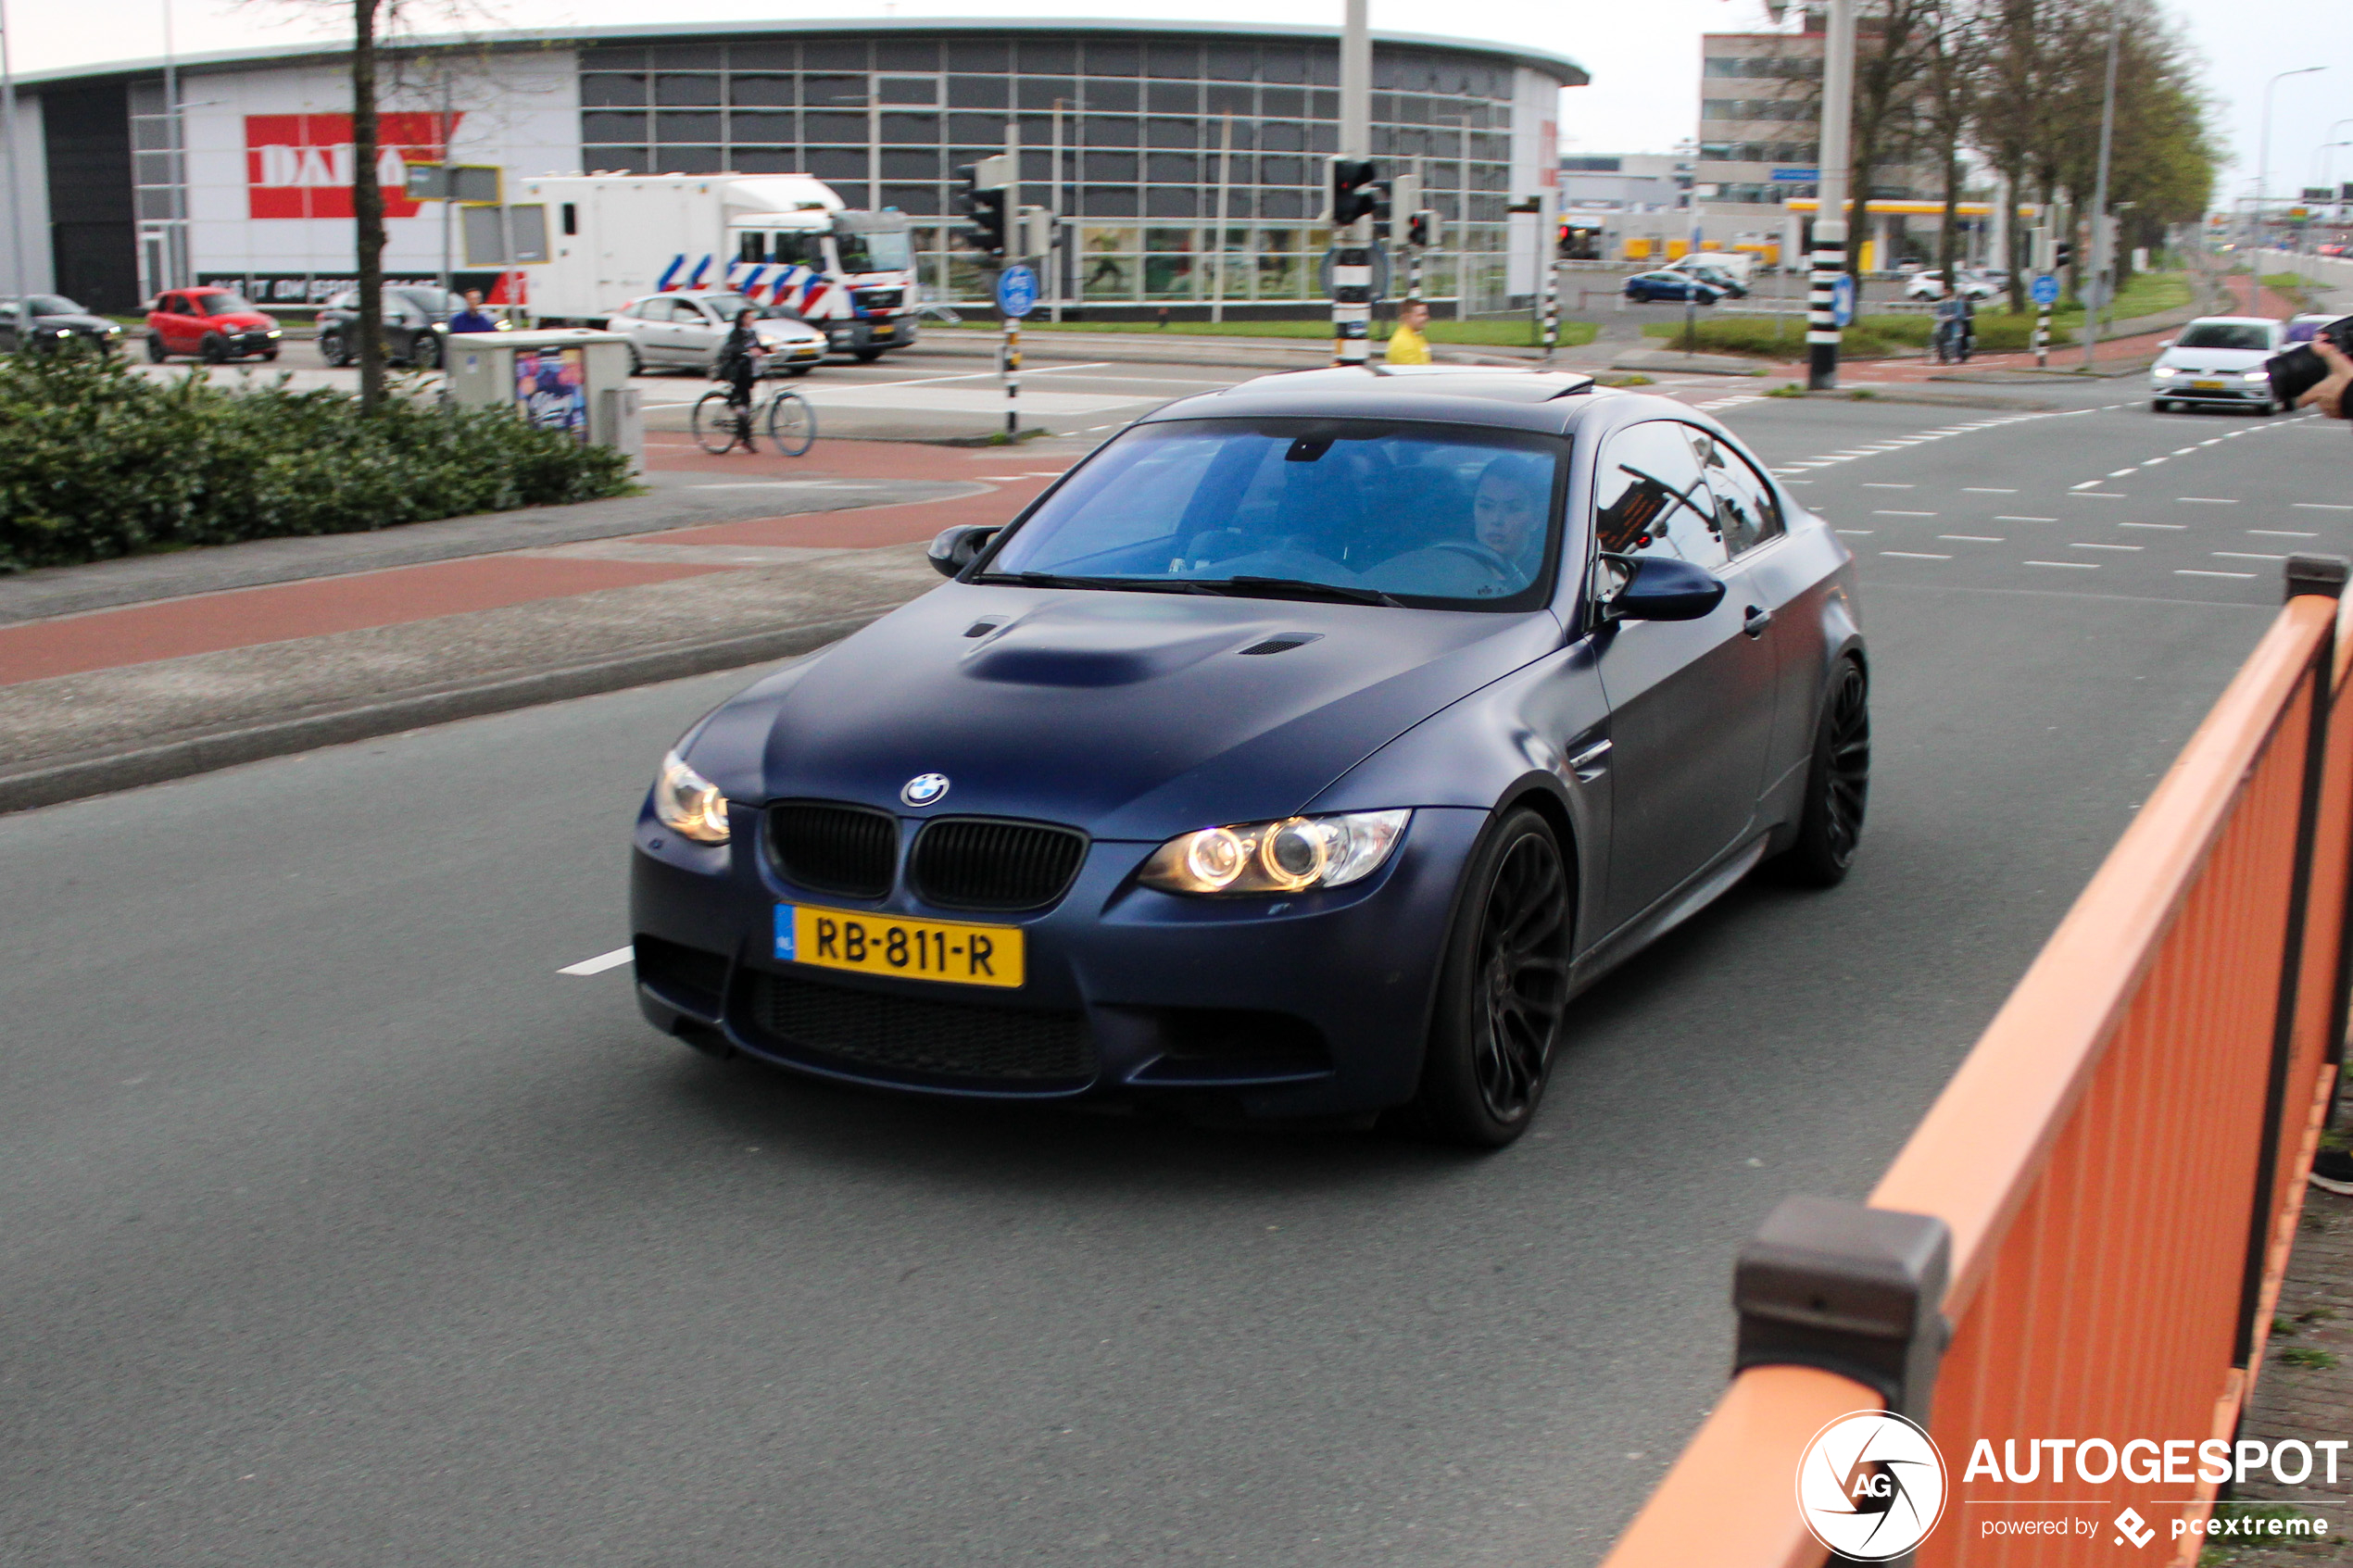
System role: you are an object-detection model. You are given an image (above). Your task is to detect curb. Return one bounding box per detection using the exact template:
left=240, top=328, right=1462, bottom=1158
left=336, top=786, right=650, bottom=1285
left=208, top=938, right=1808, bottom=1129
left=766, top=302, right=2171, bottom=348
left=0, top=609, right=890, bottom=816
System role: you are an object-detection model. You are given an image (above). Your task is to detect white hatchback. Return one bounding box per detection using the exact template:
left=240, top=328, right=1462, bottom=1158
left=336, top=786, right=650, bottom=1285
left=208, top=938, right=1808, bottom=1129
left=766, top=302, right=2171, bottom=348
left=2148, top=318, right=2284, bottom=414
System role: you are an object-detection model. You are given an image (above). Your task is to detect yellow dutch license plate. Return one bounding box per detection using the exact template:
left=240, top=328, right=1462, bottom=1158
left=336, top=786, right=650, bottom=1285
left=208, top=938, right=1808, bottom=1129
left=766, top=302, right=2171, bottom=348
left=872, top=325, right=895, bottom=338
left=774, top=904, right=1023, bottom=988
left=2191, top=379, right=2225, bottom=391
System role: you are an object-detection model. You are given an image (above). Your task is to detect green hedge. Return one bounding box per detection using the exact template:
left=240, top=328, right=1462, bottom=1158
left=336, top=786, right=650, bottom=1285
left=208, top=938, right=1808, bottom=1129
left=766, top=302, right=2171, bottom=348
left=0, top=347, right=635, bottom=573
left=1642, top=309, right=2074, bottom=359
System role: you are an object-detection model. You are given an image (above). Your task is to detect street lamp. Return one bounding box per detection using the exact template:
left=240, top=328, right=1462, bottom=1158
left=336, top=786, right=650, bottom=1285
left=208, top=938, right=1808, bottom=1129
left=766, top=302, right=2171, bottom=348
left=2257, top=66, right=2326, bottom=251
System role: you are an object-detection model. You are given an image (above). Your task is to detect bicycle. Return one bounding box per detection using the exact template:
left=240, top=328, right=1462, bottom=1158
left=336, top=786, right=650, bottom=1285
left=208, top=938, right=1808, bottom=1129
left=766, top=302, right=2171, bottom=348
left=691, top=382, right=817, bottom=457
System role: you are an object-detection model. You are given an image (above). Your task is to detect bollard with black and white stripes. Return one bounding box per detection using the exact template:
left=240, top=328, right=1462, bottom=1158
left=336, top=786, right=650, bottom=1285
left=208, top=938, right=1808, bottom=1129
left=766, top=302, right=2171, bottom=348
left=1806, top=223, right=1846, bottom=391
left=1541, top=258, right=1559, bottom=361
left=1002, top=314, right=1020, bottom=438
left=1332, top=246, right=1373, bottom=367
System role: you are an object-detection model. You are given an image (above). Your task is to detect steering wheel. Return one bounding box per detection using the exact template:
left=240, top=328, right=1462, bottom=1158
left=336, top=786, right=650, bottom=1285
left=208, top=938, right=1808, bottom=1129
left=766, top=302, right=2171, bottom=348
left=1424, top=539, right=1521, bottom=582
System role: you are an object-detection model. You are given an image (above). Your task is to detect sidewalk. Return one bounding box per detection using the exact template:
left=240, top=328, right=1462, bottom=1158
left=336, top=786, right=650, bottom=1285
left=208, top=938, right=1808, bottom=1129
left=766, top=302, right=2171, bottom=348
left=0, top=434, right=1090, bottom=812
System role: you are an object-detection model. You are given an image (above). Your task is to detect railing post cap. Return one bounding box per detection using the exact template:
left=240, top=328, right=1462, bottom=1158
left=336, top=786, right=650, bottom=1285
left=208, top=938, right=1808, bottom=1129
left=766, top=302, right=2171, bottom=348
left=2284, top=554, right=2350, bottom=603
left=1733, top=1196, right=1951, bottom=1420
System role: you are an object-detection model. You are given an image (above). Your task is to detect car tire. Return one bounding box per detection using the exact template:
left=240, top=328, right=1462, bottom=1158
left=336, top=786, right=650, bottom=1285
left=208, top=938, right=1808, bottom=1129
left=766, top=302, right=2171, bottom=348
left=319, top=332, right=350, bottom=368
left=411, top=333, right=441, bottom=370
left=783, top=362, right=812, bottom=377
left=260, top=350, right=279, bottom=362
left=199, top=332, right=229, bottom=365
left=854, top=346, right=887, bottom=362
left=145, top=335, right=168, bottom=363
left=625, top=345, right=644, bottom=376
left=2152, top=399, right=2170, bottom=412
left=1406, top=806, right=1573, bottom=1149
left=1772, top=657, right=1871, bottom=888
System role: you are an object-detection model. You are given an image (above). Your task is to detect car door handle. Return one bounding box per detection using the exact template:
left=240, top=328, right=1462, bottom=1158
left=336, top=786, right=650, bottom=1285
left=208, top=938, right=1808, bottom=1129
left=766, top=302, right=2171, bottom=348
left=1743, top=604, right=1774, bottom=638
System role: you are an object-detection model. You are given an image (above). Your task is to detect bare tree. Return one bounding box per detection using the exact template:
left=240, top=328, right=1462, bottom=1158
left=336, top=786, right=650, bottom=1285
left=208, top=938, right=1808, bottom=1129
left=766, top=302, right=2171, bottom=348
left=1916, top=0, right=1983, bottom=294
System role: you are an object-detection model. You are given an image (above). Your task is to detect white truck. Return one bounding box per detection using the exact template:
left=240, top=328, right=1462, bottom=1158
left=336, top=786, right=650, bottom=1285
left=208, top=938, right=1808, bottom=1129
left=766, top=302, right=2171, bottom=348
left=509, top=173, right=920, bottom=360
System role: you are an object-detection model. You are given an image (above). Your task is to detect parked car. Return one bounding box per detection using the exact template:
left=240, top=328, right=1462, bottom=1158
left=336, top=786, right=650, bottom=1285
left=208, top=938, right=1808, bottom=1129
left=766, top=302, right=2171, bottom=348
left=0, top=294, right=122, bottom=354
left=2149, top=317, right=2287, bottom=413
left=1903, top=268, right=2000, bottom=302
left=1623, top=270, right=1727, bottom=304
left=144, top=288, right=281, bottom=363
left=630, top=367, right=1868, bottom=1148
left=606, top=290, right=828, bottom=376
left=316, top=285, right=490, bottom=369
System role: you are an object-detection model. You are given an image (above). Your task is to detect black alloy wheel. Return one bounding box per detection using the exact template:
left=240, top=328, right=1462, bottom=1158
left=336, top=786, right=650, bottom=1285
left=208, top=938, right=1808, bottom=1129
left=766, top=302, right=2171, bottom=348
left=1776, top=657, right=1870, bottom=886
left=199, top=332, right=229, bottom=365
left=319, top=332, right=350, bottom=367
left=145, top=335, right=168, bottom=363
left=1410, top=807, right=1573, bottom=1148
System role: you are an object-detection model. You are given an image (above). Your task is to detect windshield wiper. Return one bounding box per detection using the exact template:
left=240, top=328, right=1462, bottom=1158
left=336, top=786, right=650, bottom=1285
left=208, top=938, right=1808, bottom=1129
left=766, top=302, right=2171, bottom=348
left=988, top=571, right=1220, bottom=596
left=1214, top=575, right=1403, bottom=608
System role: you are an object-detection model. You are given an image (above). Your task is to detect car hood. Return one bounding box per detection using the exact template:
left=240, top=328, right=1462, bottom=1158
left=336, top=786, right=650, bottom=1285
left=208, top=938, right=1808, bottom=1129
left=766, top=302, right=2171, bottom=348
left=2157, top=345, right=2271, bottom=370
left=34, top=313, right=114, bottom=332
left=683, top=584, right=1566, bottom=840
left=208, top=313, right=276, bottom=330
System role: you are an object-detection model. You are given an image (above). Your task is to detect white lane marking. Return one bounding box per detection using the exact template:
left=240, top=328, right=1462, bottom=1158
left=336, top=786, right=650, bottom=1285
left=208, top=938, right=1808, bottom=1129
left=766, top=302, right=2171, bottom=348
left=1835, top=529, right=1873, bottom=535
left=2172, top=447, right=2200, bottom=456
left=2294, top=503, right=2353, bottom=511
left=1873, top=510, right=1937, bottom=517
left=2120, top=521, right=2186, bottom=530
left=1880, top=551, right=1951, bottom=559
left=2176, top=497, right=2239, bottom=505
left=2070, top=492, right=2125, bottom=499
left=2107, top=469, right=2138, bottom=478
left=2251, top=530, right=2320, bottom=537
left=2178, top=569, right=2256, bottom=579
left=1861, top=483, right=1915, bottom=489
left=2213, top=551, right=2285, bottom=560
left=560, top=947, right=635, bottom=976
left=2026, top=560, right=2099, bottom=569
left=1939, top=534, right=2005, bottom=543
left=2070, top=542, right=2142, bottom=552
left=1996, top=516, right=2059, bottom=522
left=1963, top=487, right=2018, bottom=493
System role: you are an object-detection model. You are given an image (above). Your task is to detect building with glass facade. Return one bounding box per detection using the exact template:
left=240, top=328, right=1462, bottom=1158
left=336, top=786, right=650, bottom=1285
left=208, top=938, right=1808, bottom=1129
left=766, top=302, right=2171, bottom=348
left=12, top=19, right=1583, bottom=316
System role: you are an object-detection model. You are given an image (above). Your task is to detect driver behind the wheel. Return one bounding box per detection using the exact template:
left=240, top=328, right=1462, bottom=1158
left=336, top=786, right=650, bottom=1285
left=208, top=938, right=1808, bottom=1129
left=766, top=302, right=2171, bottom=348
left=1470, top=453, right=1550, bottom=583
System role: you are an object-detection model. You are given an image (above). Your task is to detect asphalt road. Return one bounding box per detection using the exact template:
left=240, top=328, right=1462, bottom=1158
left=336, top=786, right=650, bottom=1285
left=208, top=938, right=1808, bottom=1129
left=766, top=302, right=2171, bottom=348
left=4, top=374, right=2336, bottom=1566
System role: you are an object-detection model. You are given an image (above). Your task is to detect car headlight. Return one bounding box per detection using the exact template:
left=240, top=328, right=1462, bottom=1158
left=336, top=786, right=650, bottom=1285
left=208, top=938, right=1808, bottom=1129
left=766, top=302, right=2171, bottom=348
left=266, top=329, right=283, bottom=338
left=2151, top=365, right=2176, bottom=378
left=1139, top=809, right=1410, bottom=896
left=651, top=749, right=731, bottom=844
left=2243, top=370, right=2270, bottom=383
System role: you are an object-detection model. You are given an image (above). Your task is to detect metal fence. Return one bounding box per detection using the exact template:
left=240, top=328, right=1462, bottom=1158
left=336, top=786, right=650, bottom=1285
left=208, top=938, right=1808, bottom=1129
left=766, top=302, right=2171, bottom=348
left=1604, top=558, right=2353, bottom=1568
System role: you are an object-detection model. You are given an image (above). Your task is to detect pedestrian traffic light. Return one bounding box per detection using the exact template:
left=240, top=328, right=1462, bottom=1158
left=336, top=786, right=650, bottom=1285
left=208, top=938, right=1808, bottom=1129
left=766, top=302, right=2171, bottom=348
left=1330, top=158, right=1379, bottom=227
left=956, top=156, right=1014, bottom=257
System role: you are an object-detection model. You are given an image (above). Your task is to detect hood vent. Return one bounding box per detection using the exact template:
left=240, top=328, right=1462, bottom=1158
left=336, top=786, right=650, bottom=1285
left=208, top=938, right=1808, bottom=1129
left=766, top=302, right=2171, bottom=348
left=1239, top=633, right=1323, bottom=656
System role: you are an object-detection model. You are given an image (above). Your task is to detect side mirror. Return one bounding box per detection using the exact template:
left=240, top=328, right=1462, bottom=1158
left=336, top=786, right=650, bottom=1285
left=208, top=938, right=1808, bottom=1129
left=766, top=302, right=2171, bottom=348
left=928, top=523, right=1000, bottom=578
left=1598, top=553, right=1727, bottom=624
left=2157, top=339, right=2173, bottom=350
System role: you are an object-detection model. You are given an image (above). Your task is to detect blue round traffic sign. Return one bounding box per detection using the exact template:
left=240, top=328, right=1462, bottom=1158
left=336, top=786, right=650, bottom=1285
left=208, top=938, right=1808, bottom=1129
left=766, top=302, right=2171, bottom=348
left=2030, top=272, right=2060, bottom=307
left=1830, top=273, right=1856, bottom=328
left=996, top=264, right=1039, bottom=318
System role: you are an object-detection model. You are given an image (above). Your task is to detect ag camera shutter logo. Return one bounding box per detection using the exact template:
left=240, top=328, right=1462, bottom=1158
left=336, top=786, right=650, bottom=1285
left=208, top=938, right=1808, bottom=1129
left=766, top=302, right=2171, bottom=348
left=1795, top=1411, right=1948, bottom=1562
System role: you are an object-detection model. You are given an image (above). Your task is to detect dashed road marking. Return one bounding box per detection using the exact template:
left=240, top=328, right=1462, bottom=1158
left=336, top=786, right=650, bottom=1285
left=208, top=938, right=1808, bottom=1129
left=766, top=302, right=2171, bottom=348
left=2120, top=521, right=2186, bottom=530
left=2179, top=569, right=2256, bottom=579
left=2071, top=542, right=2143, bottom=552
left=1996, top=516, right=2058, bottom=522
left=1873, top=510, right=1937, bottom=517
left=560, top=947, right=635, bottom=976
left=2251, top=530, right=2319, bottom=538
left=2069, top=492, right=2126, bottom=498
left=1964, top=487, right=2018, bottom=494
left=1835, top=529, right=1874, bottom=535
left=1880, top=551, right=1950, bottom=560
left=2213, top=552, right=2285, bottom=560
left=1939, top=534, right=2004, bottom=543
left=1862, top=483, right=1915, bottom=489
left=2177, top=497, right=2239, bottom=505
left=2295, top=504, right=2353, bottom=512
left=2026, top=560, right=2099, bottom=569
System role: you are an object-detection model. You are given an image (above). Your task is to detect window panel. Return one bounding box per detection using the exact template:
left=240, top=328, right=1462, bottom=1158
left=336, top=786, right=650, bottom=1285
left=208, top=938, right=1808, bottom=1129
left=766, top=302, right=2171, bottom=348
left=1084, top=150, right=1139, bottom=182
left=1204, top=83, right=1252, bottom=117
left=947, top=40, right=1010, bottom=71
left=1080, top=116, right=1137, bottom=147
left=1081, top=186, right=1139, bottom=217
left=802, top=75, right=866, bottom=110
left=1016, top=77, right=1078, bottom=110
left=654, top=74, right=722, bottom=107
left=582, top=110, right=648, bottom=143
left=1017, top=41, right=1077, bottom=74
left=1145, top=119, right=1198, bottom=149
left=729, top=109, right=792, bottom=143
left=729, top=43, right=794, bottom=70
left=582, top=44, right=648, bottom=70
left=880, top=112, right=941, bottom=143
left=947, top=74, right=1010, bottom=108
left=731, top=147, right=803, bottom=174
left=1145, top=152, right=1201, bottom=183
left=948, top=112, right=1009, bottom=144
left=1083, top=78, right=1139, bottom=112
left=801, top=40, right=868, bottom=71
left=881, top=148, right=940, bottom=180
left=807, top=147, right=871, bottom=182
left=1146, top=81, right=1198, bottom=115
left=875, top=39, right=938, bottom=71
left=731, top=75, right=793, bottom=107
left=656, top=145, right=726, bottom=174
left=1699, top=433, right=1786, bottom=558
left=1204, top=44, right=1254, bottom=82
left=880, top=183, right=943, bottom=216
left=650, top=44, right=724, bottom=69
left=653, top=111, right=723, bottom=143
left=584, top=145, right=650, bottom=173
left=1084, top=41, right=1140, bottom=76
left=1593, top=422, right=1725, bottom=569
left=803, top=111, right=868, bottom=144
left=581, top=73, right=648, bottom=107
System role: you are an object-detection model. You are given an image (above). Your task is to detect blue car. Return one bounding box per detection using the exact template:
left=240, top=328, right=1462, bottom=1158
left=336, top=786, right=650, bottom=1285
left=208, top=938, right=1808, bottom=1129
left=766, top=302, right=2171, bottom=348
left=1623, top=270, right=1729, bottom=304
left=631, top=367, right=1868, bottom=1146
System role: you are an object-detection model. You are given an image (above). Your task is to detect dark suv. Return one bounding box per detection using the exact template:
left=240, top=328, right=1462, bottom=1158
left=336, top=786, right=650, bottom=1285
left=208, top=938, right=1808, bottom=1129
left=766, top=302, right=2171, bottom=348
left=316, top=285, right=465, bottom=370
left=0, top=295, right=123, bottom=354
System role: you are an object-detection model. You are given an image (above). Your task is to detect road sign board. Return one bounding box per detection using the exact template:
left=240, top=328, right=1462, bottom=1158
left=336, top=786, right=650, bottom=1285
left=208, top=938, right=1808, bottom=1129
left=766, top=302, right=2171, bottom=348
left=1769, top=167, right=1820, bottom=183
left=2030, top=273, right=2060, bottom=307
left=1830, top=273, right=1855, bottom=328
left=995, top=264, right=1039, bottom=318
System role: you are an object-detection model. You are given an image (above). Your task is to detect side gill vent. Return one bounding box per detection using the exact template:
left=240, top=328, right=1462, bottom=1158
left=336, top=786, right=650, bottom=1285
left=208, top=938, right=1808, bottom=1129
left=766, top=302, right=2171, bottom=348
left=1239, top=633, right=1324, bottom=657
left=963, top=618, right=1007, bottom=639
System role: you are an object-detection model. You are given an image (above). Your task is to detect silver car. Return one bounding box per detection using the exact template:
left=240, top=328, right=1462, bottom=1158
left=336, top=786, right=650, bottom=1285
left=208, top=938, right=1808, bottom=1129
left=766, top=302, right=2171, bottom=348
left=2149, top=317, right=2285, bottom=414
left=606, top=290, right=827, bottom=377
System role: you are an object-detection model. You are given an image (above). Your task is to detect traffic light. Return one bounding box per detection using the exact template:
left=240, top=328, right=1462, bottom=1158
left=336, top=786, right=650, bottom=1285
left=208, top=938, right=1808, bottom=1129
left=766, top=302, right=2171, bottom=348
left=1407, top=210, right=1440, bottom=248
left=2054, top=240, right=2075, bottom=270
left=1330, top=158, right=1379, bottom=227
left=956, top=155, right=1014, bottom=257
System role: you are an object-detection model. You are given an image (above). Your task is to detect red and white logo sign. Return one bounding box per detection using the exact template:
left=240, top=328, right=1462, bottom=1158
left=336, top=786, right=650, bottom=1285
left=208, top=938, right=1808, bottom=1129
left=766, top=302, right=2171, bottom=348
left=245, top=113, right=461, bottom=220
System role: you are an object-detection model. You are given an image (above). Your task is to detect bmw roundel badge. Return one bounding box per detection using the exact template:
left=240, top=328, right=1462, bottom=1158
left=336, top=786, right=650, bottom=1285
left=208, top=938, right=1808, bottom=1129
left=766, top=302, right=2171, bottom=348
left=900, top=772, right=950, bottom=808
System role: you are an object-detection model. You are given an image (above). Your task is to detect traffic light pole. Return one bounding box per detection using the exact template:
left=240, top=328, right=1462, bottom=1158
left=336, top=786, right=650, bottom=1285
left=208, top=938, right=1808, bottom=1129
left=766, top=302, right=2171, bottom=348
left=1333, top=0, right=1373, bottom=368
left=1807, top=0, right=1856, bottom=391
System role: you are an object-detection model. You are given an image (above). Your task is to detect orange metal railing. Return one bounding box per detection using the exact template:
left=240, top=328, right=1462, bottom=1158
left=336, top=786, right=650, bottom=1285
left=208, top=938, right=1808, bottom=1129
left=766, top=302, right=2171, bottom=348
left=1603, top=566, right=2353, bottom=1568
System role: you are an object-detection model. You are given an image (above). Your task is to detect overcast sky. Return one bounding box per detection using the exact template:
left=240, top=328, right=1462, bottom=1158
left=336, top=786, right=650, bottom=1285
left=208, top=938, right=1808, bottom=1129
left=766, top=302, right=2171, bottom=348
left=14, top=0, right=2351, bottom=209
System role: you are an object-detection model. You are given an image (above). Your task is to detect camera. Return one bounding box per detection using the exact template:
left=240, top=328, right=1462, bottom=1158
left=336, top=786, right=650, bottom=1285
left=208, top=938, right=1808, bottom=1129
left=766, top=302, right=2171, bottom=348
left=2269, top=315, right=2353, bottom=407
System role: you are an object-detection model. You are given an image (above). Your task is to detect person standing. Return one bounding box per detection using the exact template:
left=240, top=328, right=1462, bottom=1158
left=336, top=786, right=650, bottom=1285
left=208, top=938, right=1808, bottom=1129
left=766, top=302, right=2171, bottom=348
left=447, top=289, right=500, bottom=333
left=1386, top=299, right=1433, bottom=366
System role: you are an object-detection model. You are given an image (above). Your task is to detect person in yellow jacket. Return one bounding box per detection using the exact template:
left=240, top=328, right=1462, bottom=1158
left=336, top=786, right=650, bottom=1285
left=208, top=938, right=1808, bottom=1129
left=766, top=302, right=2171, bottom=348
left=1385, top=299, right=1432, bottom=366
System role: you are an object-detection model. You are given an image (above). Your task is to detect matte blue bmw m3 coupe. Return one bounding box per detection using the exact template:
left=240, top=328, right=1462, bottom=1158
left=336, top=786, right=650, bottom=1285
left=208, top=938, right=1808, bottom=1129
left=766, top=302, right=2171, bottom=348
left=630, top=366, right=1867, bottom=1146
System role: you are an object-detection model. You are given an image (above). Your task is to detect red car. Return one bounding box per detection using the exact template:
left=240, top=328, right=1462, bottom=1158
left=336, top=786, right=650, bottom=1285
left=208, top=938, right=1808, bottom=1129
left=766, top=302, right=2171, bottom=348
left=145, top=288, right=283, bottom=364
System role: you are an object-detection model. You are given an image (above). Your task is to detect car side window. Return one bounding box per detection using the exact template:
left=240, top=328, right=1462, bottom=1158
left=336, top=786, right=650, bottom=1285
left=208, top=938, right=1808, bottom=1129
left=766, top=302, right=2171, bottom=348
left=1695, top=431, right=1786, bottom=558
left=1593, top=420, right=1726, bottom=571
left=158, top=295, right=184, bottom=315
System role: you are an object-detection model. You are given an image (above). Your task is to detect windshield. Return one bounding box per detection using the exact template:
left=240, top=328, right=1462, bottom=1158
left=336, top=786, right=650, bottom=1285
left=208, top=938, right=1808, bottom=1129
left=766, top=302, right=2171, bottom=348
left=982, top=419, right=1567, bottom=608
left=836, top=229, right=913, bottom=274
left=699, top=293, right=761, bottom=320
left=395, top=287, right=462, bottom=315
left=191, top=292, right=256, bottom=315
left=27, top=295, right=82, bottom=316
left=2177, top=322, right=2272, bottom=351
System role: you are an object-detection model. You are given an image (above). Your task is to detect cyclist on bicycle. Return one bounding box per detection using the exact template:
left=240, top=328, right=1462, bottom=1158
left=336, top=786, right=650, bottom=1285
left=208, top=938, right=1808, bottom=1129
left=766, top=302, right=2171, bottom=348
left=717, top=308, right=767, bottom=411
left=1933, top=289, right=1974, bottom=363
